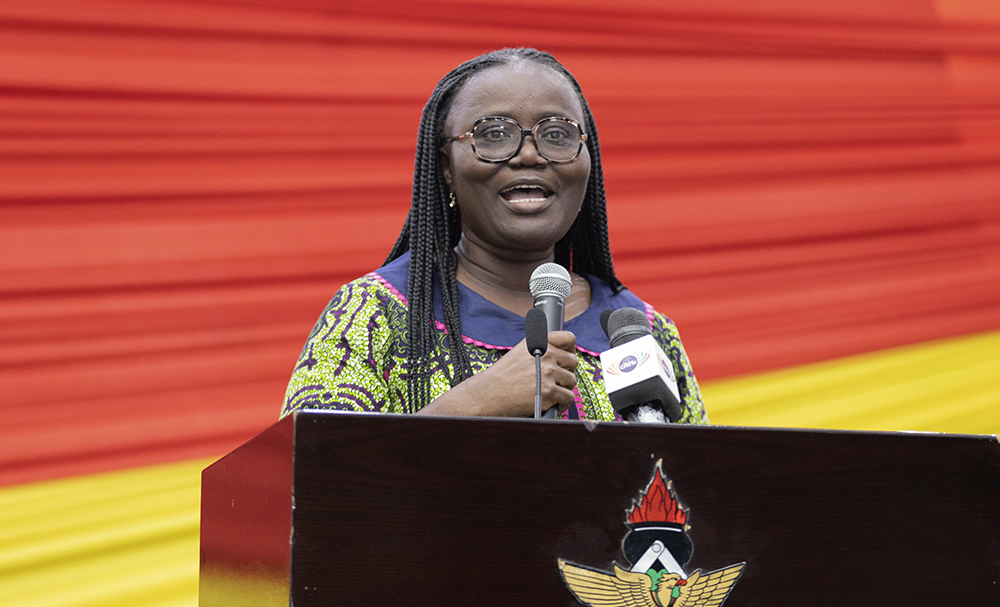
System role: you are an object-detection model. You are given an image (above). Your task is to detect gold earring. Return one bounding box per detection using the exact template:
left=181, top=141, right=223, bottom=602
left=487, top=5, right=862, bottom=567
left=449, top=191, right=457, bottom=208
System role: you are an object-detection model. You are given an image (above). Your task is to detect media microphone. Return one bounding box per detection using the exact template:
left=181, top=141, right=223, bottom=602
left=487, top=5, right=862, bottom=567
left=529, top=263, right=572, bottom=332
left=529, top=263, right=571, bottom=418
left=599, top=308, right=681, bottom=423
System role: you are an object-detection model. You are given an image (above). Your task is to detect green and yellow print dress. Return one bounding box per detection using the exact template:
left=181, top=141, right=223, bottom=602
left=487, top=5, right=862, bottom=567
left=282, top=252, right=708, bottom=424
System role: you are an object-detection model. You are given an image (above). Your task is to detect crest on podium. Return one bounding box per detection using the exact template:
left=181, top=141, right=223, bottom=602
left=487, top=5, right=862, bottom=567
left=558, top=460, right=745, bottom=607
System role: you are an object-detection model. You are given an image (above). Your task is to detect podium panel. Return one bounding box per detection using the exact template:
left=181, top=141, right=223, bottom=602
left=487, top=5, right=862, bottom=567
left=200, top=411, right=1000, bottom=606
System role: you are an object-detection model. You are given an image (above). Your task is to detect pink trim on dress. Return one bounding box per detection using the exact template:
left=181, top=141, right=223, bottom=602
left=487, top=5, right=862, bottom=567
left=432, top=319, right=603, bottom=355
left=433, top=320, right=512, bottom=351
left=370, top=271, right=606, bottom=357
left=643, top=301, right=656, bottom=326
left=369, top=272, right=407, bottom=306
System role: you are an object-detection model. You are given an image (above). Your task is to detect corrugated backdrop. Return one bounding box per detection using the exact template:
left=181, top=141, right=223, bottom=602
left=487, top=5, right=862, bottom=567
left=1, top=0, right=998, bottom=605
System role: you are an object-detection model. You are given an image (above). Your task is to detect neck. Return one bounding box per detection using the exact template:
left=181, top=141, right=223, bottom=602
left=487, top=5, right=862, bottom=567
left=454, top=235, right=556, bottom=294
left=453, top=234, right=592, bottom=320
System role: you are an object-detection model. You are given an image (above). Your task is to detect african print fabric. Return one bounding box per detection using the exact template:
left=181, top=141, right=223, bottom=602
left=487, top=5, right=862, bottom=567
left=282, top=253, right=708, bottom=424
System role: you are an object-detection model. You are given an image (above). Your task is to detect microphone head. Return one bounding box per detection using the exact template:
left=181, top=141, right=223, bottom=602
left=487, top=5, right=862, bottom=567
left=529, top=263, right=572, bottom=301
left=599, top=308, right=614, bottom=340
left=525, top=307, right=548, bottom=356
left=607, top=307, right=652, bottom=348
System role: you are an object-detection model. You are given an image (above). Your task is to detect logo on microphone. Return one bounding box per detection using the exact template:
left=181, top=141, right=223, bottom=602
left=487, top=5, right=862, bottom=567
left=661, top=358, right=676, bottom=382
left=557, top=460, right=745, bottom=607
left=605, top=352, right=649, bottom=375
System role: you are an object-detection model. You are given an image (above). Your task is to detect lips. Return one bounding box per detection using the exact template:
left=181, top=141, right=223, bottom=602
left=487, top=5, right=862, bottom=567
left=499, top=183, right=553, bottom=203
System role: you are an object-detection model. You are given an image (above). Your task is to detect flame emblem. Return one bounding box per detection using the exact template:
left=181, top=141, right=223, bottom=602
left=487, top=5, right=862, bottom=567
left=627, top=461, right=688, bottom=527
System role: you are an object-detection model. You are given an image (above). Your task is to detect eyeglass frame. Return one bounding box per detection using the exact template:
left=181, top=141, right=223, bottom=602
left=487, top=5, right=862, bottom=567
left=445, top=116, right=589, bottom=164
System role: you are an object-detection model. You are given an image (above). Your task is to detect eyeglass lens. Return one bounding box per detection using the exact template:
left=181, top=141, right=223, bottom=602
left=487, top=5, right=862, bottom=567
left=472, top=118, right=582, bottom=162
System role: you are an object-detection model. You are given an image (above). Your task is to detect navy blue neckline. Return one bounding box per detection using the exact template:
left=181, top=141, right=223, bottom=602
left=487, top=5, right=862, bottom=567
left=374, top=251, right=649, bottom=353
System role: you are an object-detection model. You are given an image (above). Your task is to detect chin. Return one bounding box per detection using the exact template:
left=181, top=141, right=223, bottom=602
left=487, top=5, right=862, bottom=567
left=498, top=229, right=569, bottom=255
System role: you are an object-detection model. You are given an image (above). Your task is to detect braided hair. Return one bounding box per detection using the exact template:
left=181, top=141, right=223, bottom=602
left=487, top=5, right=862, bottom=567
left=385, top=47, right=622, bottom=413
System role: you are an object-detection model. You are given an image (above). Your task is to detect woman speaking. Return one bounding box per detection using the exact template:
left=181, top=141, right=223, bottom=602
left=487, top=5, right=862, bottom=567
left=281, top=48, right=708, bottom=424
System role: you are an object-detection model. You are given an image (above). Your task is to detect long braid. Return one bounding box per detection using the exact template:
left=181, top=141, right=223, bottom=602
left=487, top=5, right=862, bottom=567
left=386, top=48, right=623, bottom=413
left=552, top=65, right=621, bottom=290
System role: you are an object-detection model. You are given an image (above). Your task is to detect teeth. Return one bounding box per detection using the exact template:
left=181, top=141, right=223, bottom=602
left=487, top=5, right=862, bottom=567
left=501, top=184, right=551, bottom=199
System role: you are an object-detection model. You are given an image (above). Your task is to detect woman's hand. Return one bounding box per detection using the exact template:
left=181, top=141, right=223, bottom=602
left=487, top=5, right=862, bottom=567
left=416, top=331, right=578, bottom=417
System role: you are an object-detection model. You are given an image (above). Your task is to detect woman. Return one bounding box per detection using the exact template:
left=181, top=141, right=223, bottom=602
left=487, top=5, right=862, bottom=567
left=282, top=48, right=708, bottom=423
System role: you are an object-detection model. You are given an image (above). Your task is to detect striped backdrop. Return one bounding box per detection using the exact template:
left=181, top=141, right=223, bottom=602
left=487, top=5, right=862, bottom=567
left=1, top=1, right=998, bottom=605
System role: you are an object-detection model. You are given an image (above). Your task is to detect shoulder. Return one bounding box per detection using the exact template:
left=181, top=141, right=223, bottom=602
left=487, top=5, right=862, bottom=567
left=321, top=273, right=405, bottom=316
left=647, top=308, right=680, bottom=336
left=368, top=251, right=411, bottom=300
left=326, top=253, right=411, bottom=310
left=587, top=278, right=676, bottom=332
left=569, top=277, right=666, bottom=353
left=595, top=280, right=685, bottom=348
left=302, top=260, right=410, bottom=348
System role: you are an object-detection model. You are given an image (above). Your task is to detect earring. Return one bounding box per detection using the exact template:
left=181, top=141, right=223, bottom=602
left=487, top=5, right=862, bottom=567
left=449, top=191, right=457, bottom=208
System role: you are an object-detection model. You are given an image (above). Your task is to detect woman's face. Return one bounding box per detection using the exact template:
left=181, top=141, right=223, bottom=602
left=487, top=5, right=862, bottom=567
left=441, top=61, right=591, bottom=259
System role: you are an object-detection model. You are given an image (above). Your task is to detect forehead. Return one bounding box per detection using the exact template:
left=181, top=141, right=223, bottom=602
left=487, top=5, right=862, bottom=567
left=445, top=62, right=586, bottom=130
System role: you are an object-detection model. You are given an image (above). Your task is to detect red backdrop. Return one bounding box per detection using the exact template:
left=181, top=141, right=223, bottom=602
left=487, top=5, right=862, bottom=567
left=2, top=0, right=999, bottom=486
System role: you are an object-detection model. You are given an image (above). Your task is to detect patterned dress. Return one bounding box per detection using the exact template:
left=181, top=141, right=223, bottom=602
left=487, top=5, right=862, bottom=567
left=282, top=252, right=708, bottom=424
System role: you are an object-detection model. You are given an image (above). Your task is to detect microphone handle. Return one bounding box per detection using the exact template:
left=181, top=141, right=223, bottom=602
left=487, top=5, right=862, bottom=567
left=534, top=295, right=564, bottom=332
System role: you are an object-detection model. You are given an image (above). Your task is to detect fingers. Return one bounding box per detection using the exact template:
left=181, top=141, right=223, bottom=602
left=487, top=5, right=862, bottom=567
left=465, top=333, right=578, bottom=417
left=548, top=330, right=577, bottom=353
left=542, top=352, right=576, bottom=412
left=540, top=332, right=577, bottom=407
left=539, top=380, right=576, bottom=415
left=542, top=342, right=578, bottom=374
left=542, top=362, right=577, bottom=392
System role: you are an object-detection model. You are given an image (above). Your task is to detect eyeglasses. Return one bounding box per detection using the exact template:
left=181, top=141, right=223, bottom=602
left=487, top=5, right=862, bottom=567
left=447, top=116, right=588, bottom=163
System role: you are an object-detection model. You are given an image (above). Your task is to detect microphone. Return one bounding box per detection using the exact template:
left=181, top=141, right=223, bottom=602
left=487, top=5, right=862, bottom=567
left=529, top=263, right=572, bottom=332
left=599, top=308, right=681, bottom=423
left=525, top=307, right=548, bottom=419
left=529, top=263, right=571, bottom=419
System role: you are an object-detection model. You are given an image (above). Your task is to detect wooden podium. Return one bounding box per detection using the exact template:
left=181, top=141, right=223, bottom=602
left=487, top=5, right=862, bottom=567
left=200, top=411, right=1000, bottom=606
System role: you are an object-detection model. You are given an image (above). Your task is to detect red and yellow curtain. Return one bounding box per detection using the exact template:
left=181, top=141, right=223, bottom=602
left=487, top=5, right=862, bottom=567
left=2, top=0, right=998, bottom=605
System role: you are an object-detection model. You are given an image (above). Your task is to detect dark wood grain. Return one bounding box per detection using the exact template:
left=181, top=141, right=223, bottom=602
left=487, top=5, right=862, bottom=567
left=201, top=412, right=1000, bottom=606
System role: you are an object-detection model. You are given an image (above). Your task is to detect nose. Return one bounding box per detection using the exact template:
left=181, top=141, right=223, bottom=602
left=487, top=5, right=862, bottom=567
left=508, top=131, right=547, bottom=167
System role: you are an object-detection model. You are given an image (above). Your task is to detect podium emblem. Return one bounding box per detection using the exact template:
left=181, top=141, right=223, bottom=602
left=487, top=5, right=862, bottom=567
left=558, top=460, right=744, bottom=607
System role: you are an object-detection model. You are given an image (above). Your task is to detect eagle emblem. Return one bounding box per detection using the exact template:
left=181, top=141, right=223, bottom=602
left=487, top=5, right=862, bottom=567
left=558, top=460, right=744, bottom=607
